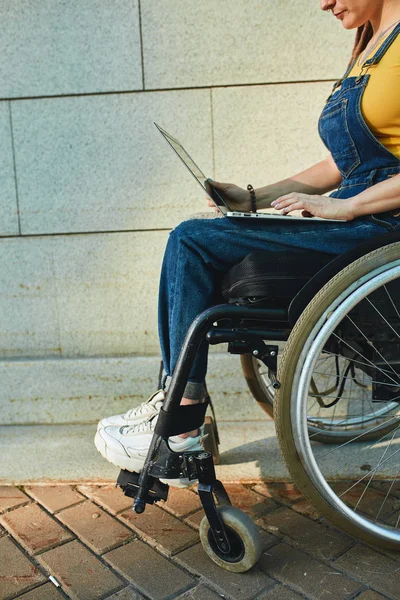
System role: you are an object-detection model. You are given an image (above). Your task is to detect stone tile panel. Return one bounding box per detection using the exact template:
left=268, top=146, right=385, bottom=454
left=12, top=91, right=212, bottom=234
left=212, top=83, right=333, bottom=193
left=1, top=353, right=262, bottom=424
left=0, top=103, right=18, bottom=236
left=1, top=1, right=142, bottom=98
left=141, top=0, right=353, bottom=88
left=0, top=237, right=60, bottom=359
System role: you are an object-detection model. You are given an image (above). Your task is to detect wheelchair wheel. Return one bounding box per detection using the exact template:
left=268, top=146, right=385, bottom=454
left=199, top=505, right=263, bottom=572
left=275, top=243, right=400, bottom=549
left=242, top=338, right=398, bottom=444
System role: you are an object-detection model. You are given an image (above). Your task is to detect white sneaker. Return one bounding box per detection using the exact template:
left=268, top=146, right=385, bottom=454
left=96, top=390, right=164, bottom=432
left=94, top=414, right=205, bottom=488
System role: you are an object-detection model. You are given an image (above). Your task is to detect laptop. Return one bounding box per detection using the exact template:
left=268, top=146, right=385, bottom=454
left=154, top=122, right=343, bottom=223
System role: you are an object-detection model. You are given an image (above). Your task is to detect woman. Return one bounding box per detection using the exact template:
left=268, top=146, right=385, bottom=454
left=95, top=0, right=400, bottom=483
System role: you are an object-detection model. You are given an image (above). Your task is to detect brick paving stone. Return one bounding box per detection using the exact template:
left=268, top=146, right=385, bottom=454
left=355, top=591, right=392, bottom=600
left=176, top=584, right=225, bottom=599
left=0, top=486, right=30, bottom=513
left=333, top=544, right=400, bottom=599
left=257, top=584, right=305, bottom=599
left=256, top=507, right=354, bottom=561
left=119, top=503, right=198, bottom=555
left=106, top=586, right=146, bottom=599
left=26, top=485, right=85, bottom=514
left=252, top=482, right=303, bottom=505
left=330, top=482, right=400, bottom=524
left=0, top=503, right=73, bottom=555
left=259, top=542, right=363, bottom=600
left=161, top=488, right=202, bottom=518
left=57, top=500, right=133, bottom=554
left=17, top=582, right=64, bottom=599
left=222, top=484, right=278, bottom=518
left=104, top=539, right=195, bottom=600
left=77, top=485, right=133, bottom=516
left=184, top=509, right=204, bottom=530
left=290, top=498, right=321, bottom=521
left=175, top=542, right=275, bottom=600
left=38, top=539, right=124, bottom=600
left=369, top=479, right=400, bottom=496
left=0, top=536, right=46, bottom=599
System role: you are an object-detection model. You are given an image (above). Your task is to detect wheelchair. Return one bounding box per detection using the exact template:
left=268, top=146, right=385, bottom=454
left=116, top=230, right=400, bottom=572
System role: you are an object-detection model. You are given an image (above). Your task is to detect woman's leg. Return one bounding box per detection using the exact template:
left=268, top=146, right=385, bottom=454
left=96, top=213, right=394, bottom=475
left=158, top=213, right=392, bottom=393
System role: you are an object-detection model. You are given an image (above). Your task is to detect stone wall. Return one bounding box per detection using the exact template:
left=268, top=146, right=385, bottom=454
left=0, top=1, right=354, bottom=423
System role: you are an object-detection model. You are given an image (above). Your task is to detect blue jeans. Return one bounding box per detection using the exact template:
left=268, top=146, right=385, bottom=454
left=158, top=212, right=400, bottom=399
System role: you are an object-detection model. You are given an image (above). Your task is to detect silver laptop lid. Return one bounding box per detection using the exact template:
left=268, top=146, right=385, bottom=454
left=154, top=122, right=229, bottom=214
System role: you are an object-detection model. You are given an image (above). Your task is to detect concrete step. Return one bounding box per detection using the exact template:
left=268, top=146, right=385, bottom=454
left=1, top=421, right=396, bottom=484
left=0, top=421, right=282, bottom=484
left=0, top=353, right=269, bottom=425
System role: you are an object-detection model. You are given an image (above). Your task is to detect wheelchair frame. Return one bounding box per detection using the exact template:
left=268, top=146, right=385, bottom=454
left=117, top=229, right=400, bottom=570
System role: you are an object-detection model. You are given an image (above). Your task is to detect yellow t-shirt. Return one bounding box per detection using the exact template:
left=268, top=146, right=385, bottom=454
left=348, top=32, right=400, bottom=159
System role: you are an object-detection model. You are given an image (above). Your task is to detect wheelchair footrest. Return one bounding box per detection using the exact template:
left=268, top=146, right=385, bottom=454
left=116, top=470, right=169, bottom=504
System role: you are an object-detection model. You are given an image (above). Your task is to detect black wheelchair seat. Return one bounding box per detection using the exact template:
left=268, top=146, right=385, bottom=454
left=222, top=230, right=400, bottom=321
left=221, top=249, right=334, bottom=307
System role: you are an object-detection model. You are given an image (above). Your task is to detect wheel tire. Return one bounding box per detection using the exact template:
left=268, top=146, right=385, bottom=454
left=199, top=505, right=263, bottom=572
left=274, top=243, right=400, bottom=549
left=241, top=354, right=274, bottom=417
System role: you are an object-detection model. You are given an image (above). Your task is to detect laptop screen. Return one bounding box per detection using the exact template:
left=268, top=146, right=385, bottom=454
left=154, top=122, right=229, bottom=214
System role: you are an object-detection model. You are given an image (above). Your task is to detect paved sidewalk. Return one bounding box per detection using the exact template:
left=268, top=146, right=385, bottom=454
left=0, top=482, right=399, bottom=600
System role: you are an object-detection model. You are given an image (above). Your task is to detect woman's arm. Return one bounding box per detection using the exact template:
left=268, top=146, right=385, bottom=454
left=207, top=154, right=343, bottom=212
left=350, top=174, right=400, bottom=217
left=271, top=173, right=400, bottom=220
left=255, top=153, right=343, bottom=208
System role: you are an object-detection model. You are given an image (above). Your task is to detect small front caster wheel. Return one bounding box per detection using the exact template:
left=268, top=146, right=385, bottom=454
left=199, top=505, right=263, bottom=572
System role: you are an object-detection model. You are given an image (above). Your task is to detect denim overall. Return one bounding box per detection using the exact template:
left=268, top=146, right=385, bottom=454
left=159, top=27, right=400, bottom=397
left=320, top=22, right=400, bottom=220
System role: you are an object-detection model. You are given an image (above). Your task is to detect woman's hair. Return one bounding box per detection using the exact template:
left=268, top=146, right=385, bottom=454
left=349, top=22, right=373, bottom=65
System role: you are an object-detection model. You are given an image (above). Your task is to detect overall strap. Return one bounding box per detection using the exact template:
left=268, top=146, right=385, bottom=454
left=329, top=57, right=358, bottom=96
left=363, top=21, right=400, bottom=66
left=327, top=22, right=400, bottom=100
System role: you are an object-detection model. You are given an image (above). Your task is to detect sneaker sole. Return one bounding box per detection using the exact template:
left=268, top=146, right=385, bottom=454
left=94, top=430, right=145, bottom=473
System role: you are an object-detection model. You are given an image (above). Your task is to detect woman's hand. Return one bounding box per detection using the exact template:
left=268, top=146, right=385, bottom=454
left=271, top=193, right=355, bottom=221
left=205, top=180, right=252, bottom=213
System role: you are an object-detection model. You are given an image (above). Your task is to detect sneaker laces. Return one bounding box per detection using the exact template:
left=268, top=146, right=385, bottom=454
left=123, top=391, right=164, bottom=419
left=120, top=413, right=158, bottom=435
